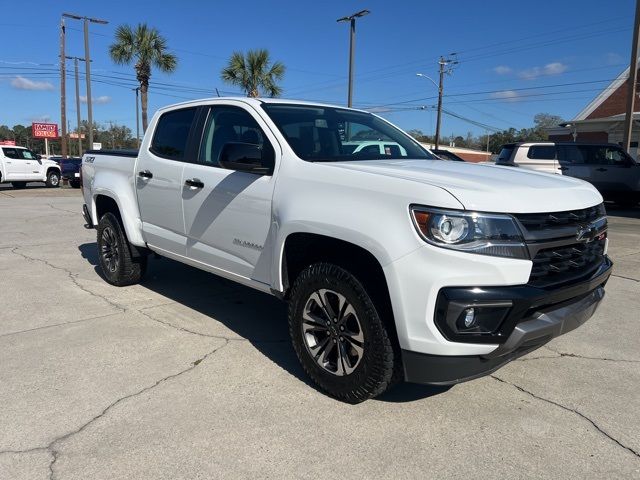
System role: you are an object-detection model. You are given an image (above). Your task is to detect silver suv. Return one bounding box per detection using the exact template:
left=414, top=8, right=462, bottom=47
left=497, top=142, right=640, bottom=207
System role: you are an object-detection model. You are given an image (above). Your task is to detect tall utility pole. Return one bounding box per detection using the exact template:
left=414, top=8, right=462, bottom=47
left=434, top=58, right=446, bottom=150
left=623, top=0, right=640, bottom=153
left=66, top=56, right=86, bottom=156
left=134, top=87, right=140, bottom=148
left=337, top=9, right=370, bottom=108
left=59, top=18, right=68, bottom=158
left=62, top=13, right=108, bottom=150
left=417, top=55, right=457, bottom=150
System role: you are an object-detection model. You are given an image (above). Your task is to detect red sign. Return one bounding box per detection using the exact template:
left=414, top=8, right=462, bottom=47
left=0, top=140, right=16, bottom=146
left=32, top=123, right=59, bottom=139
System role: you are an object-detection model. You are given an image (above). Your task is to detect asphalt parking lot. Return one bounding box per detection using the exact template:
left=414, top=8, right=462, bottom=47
left=1, top=185, right=639, bottom=479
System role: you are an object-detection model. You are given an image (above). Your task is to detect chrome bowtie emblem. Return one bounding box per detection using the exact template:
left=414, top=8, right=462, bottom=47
left=576, top=223, right=599, bottom=243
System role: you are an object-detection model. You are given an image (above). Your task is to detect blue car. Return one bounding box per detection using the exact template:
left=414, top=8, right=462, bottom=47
left=51, top=156, right=82, bottom=188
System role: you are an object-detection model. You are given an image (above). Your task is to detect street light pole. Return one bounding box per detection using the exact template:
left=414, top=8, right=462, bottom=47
left=337, top=9, right=370, bottom=108
left=66, top=56, right=86, bottom=156
left=63, top=13, right=108, bottom=150
left=59, top=18, right=68, bottom=158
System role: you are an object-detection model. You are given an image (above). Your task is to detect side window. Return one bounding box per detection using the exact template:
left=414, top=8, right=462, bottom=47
left=527, top=145, right=556, bottom=160
left=2, top=148, right=20, bottom=159
left=557, top=146, right=586, bottom=164
left=583, top=146, right=611, bottom=165
left=605, top=147, right=627, bottom=165
left=198, top=106, right=274, bottom=171
left=150, top=107, right=197, bottom=160
left=358, top=144, right=381, bottom=155
left=384, top=144, right=402, bottom=156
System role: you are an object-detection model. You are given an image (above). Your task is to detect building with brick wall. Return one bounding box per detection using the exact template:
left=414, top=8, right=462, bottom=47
left=547, top=65, right=640, bottom=158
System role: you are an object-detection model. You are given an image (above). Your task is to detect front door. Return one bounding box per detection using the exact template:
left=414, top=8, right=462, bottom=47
left=586, top=145, right=640, bottom=198
left=135, top=107, right=198, bottom=256
left=181, top=103, right=279, bottom=285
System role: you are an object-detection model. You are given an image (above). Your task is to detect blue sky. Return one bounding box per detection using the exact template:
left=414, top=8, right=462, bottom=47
left=0, top=0, right=635, bottom=139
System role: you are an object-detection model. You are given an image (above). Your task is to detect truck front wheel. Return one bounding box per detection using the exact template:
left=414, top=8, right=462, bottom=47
left=288, top=263, right=398, bottom=403
left=45, top=170, right=60, bottom=188
left=96, top=212, right=146, bottom=286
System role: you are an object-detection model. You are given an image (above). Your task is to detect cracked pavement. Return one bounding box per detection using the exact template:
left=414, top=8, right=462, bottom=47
left=1, top=187, right=639, bottom=479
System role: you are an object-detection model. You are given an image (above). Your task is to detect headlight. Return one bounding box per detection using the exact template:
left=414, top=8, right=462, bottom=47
left=410, top=206, right=528, bottom=259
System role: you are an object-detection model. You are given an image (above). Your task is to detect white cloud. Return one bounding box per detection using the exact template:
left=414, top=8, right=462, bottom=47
left=367, top=106, right=393, bottom=113
left=605, top=52, right=623, bottom=65
left=80, top=95, right=111, bottom=105
left=490, top=90, right=521, bottom=102
left=493, top=65, right=512, bottom=75
left=30, top=115, right=52, bottom=123
left=519, top=62, right=568, bottom=80
left=11, top=76, right=54, bottom=91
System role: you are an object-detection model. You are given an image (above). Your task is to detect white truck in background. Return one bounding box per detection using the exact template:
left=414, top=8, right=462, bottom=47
left=0, top=146, right=61, bottom=188
left=81, top=98, right=612, bottom=403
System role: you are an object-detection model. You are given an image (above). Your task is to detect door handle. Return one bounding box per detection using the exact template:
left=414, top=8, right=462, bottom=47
left=185, top=178, right=204, bottom=188
left=138, top=170, right=153, bottom=179
left=595, top=167, right=607, bottom=172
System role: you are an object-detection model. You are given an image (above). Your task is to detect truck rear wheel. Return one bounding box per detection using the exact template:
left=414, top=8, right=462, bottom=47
left=288, top=263, right=398, bottom=403
left=96, top=212, right=146, bottom=286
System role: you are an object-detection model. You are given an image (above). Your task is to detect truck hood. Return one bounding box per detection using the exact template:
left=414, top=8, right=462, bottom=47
left=323, top=159, right=602, bottom=213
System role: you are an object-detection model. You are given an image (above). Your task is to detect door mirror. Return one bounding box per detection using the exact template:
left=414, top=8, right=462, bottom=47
left=219, top=142, right=271, bottom=175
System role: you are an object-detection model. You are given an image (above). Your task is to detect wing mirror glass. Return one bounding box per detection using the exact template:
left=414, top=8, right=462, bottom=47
left=219, top=142, right=271, bottom=175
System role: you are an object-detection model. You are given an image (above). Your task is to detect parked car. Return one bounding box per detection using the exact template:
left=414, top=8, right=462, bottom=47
left=497, top=142, right=640, bottom=207
left=0, top=146, right=61, bottom=188
left=52, top=156, right=83, bottom=188
left=81, top=98, right=611, bottom=403
left=431, top=149, right=465, bottom=162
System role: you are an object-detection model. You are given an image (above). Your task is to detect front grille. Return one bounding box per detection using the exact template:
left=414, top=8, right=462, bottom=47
left=528, top=238, right=606, bottom=288
left=515, top=204, right=606, bottom=234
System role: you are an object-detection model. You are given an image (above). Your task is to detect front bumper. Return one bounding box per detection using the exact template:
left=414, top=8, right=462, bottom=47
left=402, top=258, right=611, bottom=385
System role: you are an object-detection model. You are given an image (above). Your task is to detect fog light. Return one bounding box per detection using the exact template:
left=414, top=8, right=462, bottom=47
left=463, top=308, right=476, bottom=328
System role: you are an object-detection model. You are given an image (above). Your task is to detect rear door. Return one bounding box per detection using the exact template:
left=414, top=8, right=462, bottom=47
left=135, top=107, right=198, bottom=256
left=180, top=103, right=279, bottom=285
left=556, top=145, right=592, bottom=182
left=2, top=148, right=31, bottom=179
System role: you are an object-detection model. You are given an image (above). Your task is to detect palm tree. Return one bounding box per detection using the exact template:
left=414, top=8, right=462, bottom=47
left=221, top=49, right=285, bottom=98
left=109, top=24, right=177, bottom=132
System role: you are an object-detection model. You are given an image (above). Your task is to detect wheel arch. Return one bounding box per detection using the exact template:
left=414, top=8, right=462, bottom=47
left=92, top=191, right=145, bottom=246
left=279, top=232, right=397, bottom=340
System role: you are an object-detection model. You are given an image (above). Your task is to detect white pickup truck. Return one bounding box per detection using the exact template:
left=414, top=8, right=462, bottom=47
left=81, top=98, right=612, bottom=403
left=0, top=146, right=61, bottom=188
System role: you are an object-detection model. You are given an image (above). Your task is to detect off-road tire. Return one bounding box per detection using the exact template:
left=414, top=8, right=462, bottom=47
left=288, top=263, right=398, bottom=403
left=70, top=180, right=81, bottom=189
left=96, top=212, right=146, bottom=286
left=45, top=170, right=60, bottom=188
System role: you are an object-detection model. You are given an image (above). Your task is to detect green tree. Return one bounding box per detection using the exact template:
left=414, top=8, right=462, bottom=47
left=221, top=49, right=285, bottom=98
left=109, top=23, right=178, bottom=132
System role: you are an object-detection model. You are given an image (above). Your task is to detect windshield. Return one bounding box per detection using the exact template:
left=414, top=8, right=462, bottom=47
left=261, top=104, right=436, bottom=162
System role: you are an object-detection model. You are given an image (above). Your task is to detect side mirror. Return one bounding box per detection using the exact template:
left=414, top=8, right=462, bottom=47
left=35, top=154, right=42, bottom=160
left=219, top=142, right=271, bottom=175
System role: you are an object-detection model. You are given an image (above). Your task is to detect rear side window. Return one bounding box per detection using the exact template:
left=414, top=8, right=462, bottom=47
left=527, top=145, right=556, bottom=160
left=496, top=146, right=515, bottom=164
left=150, top=108, right=197, bottom=160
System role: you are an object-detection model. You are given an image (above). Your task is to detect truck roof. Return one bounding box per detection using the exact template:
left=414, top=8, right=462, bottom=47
left=155, top=96, right=370, bottom=114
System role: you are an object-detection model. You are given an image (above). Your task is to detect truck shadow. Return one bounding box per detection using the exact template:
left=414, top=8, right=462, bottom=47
left=78, top=243, right=450, bottom=403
